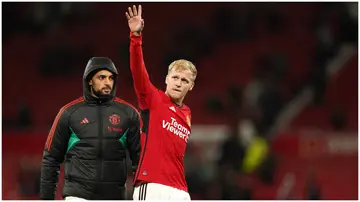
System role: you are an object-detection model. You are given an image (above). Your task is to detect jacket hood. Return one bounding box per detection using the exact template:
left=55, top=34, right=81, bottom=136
left=83, top=57, right=118, bottom=104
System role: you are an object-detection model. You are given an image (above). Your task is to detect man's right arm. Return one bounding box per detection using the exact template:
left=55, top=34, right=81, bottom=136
left=129, top=32, right=157, bottom=110
left=40, top=109, right=70, bottom=200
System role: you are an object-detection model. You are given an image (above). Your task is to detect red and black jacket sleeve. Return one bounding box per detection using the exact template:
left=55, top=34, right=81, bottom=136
left=40, top=108, right=70, bottom=200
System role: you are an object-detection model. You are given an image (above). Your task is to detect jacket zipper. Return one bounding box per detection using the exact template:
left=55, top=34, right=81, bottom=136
left=98, top=106, right=103, bottom=181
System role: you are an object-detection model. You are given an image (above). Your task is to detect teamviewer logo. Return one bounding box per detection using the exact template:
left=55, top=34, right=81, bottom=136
left=162, top=117, right=190, bottom=143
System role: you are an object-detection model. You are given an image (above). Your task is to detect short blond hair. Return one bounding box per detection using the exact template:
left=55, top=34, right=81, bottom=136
left=168, top=59, right=197, bottom=81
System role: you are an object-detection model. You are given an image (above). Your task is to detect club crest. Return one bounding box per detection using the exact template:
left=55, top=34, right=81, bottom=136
left=109, top=114, right=121, bottom=125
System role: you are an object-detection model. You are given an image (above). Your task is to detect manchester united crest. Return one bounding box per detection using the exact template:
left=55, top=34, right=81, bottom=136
left=109, top=114, right=121, bottom=125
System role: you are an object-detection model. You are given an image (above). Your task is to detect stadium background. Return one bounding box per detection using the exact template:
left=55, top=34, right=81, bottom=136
left=2, top=2, right=358, bottom=200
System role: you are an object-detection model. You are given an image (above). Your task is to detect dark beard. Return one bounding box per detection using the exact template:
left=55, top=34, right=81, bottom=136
left=92, top=86, right=112, bottom=100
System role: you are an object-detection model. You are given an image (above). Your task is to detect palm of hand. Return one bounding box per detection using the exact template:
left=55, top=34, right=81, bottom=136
left=128, top=16, right=142, bottom=33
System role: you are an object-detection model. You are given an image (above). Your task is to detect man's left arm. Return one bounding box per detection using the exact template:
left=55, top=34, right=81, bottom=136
left=126, top=110, right=142, bottom=174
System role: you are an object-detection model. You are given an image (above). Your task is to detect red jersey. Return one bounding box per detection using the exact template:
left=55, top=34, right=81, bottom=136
left=130, top=33, right=191, bottom=192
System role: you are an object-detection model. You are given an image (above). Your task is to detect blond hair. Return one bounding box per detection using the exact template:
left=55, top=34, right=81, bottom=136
left=168, top=59, right=197, bottom=81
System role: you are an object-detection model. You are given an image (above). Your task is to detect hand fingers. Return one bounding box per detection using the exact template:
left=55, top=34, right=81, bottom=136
left=128, top=7, right=134, bottom=17
left=138, top=5, right=142, bottom=16
left=133, top=5, right=137, bottom=16
left=125, top=12, right=131, bottom=20
left=141, top=19, right=144, bottom=27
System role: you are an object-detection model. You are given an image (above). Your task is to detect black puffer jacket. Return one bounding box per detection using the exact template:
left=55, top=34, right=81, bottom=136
left=40, top=57, right=141, bottom=200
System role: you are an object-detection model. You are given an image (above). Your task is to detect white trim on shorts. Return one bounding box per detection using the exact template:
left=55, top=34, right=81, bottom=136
left=64, top=196, right=88, bottom=201
left=133, top=182, right=191, bottom=201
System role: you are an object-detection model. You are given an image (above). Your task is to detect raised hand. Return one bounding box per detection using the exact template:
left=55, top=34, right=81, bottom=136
left=126, top=5, right=144, bottom=35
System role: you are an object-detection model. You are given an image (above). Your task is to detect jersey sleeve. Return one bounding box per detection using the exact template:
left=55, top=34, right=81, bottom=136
left=129, top=32, right=158, bottom=110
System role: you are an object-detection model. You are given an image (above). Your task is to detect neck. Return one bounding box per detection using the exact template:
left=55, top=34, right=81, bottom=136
left=91, top=92, right=98, bottom=98
left=165, top=91, right=183, bottom=107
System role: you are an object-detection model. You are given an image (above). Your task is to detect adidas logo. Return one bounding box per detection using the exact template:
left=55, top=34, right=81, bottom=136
left=80, top=118, right=89, bottom=124
left=169, top=106, right=176, bottom=112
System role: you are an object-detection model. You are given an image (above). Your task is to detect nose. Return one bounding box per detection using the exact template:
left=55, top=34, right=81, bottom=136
left=104, top=78, right=111, bottom=85
left=175, top=79, right=181, bottom=87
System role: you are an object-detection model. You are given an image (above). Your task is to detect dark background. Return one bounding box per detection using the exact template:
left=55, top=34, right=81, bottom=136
left=2, top=2, right=358, bottom=200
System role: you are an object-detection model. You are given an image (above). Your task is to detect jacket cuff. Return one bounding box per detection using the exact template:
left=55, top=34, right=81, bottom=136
left=132, top=165, right=138, bottom=173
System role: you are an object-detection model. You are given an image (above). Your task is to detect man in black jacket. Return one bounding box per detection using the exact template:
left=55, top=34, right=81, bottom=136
left=40, top=57, right=141, bottom=200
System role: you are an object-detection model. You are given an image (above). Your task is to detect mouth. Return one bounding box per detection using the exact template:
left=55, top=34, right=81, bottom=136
left=173, top=89, right=181, bottom=93
left=103, top=88, right=111, bottom=94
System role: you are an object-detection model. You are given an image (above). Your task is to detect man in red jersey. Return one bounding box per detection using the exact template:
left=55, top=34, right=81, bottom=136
left=126, top=5, right=197, bottom=200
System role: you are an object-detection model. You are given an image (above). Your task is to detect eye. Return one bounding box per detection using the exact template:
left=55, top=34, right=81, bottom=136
left=99, top=75, right=105, bottom=80
left=172, top=76, right=179, bottom=80
left=182, top=78, right=189, bottom=84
